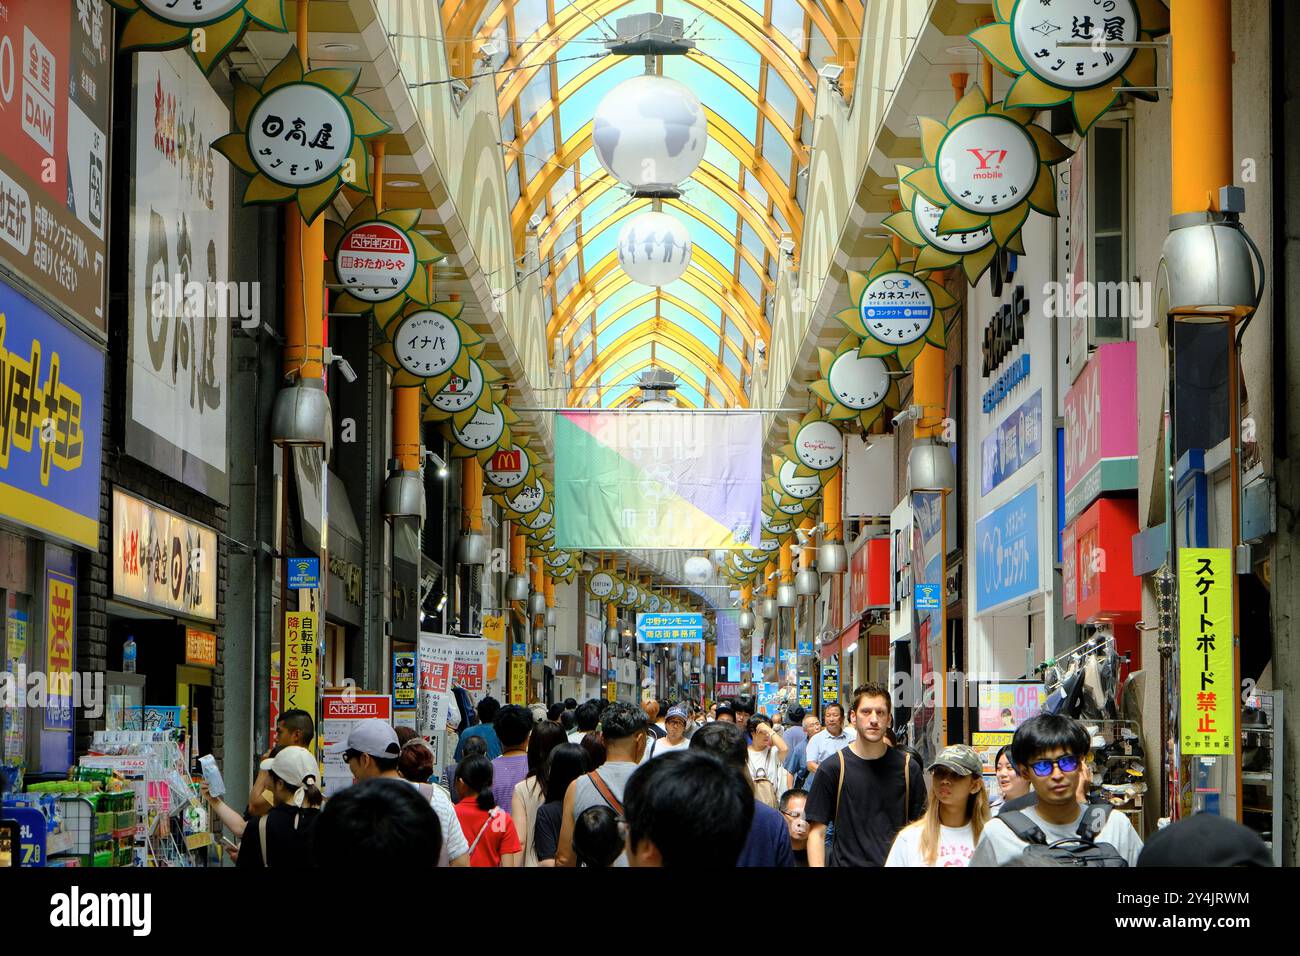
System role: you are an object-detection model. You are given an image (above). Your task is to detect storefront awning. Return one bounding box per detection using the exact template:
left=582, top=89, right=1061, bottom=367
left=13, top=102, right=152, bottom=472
left=823, top=621, right=859, bottom=661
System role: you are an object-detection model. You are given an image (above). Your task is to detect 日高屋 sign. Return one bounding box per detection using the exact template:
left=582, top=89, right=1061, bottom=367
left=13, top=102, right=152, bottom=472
left=635, top=612, right=705, bottom=645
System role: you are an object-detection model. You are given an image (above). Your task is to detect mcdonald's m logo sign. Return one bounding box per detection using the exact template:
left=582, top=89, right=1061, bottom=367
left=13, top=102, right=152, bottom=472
left=491, top=449, right=522, bottom=472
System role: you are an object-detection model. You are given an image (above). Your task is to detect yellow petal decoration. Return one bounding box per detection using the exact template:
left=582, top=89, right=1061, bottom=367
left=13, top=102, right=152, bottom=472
left=328, top=201, right=444, bottom=320
left=967, top=0, right=1170, bottom=135
left=836, top=248, right=954, bottom=371
left=109, top=0, right=287, bottom=76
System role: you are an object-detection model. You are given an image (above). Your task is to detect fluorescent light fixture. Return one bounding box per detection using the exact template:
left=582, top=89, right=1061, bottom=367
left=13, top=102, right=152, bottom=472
left=843, top=641, right=858, bottom=655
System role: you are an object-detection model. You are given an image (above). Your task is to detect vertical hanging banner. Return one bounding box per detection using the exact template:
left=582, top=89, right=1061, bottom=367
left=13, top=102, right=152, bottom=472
left=510, top=658, right=528, bottom=705
left=450, top=636, right=488, bottom=693
left=417, top=633, right=455, bottom=733
left=44, top=571, right=76, bottom=732
left=1178, top=549, right=1234, bottom=755
left=283, top=610, right=318, bottom=714
left=555, top=411, right=762, bottom=550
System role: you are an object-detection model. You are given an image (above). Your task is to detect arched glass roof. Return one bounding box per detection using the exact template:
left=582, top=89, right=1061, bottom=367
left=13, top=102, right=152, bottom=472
left=443, top=0, right=862, bottom=407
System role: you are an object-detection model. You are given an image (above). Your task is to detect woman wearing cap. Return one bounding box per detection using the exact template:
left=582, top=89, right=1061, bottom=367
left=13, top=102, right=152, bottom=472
left=884, top=744, right=990, bottom=868
left=237, top=746, right=323, bottom=868
left=651, top=706, right=691, bottom=757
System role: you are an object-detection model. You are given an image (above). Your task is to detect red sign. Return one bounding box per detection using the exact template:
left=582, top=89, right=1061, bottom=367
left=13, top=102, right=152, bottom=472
left=584, top=643, right=602, bottom=676
left=491, top=449, right=521, bottom=472
left=1071, top=498, right=1139, bottom=625
left=323, top=695, right=392, bottom=721
left=335, top=222, right=415, bottom=301
left=185, top=628, right=217, bottom=668
left=850, top=537, right=892, bottom=617
left=716, top=683, right=740, bottom=697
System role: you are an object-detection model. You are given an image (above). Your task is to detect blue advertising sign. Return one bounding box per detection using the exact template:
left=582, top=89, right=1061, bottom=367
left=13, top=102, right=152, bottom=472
left=0, top=278, right=104, bottom=548
left=797, top=641, right=813, bottom=656
left=512, top=643, right=527, bottom=657
left=5, top=807, right=46, bottom=867
left=914, top=583, right=941, bottom=610
left=287, top=557, right=320, bottom=590
left=980, top=390, right=1042, bottom=495
left=976, top=485, right=1041, bottom=613
left=636, top=612, right=705, bottom=644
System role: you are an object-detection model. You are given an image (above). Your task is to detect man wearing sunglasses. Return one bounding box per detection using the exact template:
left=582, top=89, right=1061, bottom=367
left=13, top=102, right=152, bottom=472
left=970, top=715, right=1142, bottom=866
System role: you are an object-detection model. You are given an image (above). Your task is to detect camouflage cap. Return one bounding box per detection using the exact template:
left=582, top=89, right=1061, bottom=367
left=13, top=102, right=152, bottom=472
left=927, top=744, right=984, bottom=777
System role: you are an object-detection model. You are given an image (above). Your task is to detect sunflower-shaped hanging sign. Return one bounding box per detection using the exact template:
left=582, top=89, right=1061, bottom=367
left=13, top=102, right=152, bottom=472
left=809, top=334, right=903, bottom=432
left=500, top=475, right=552, bottom=522
left=780, top=408, right=844, bottom=477
left=329, top=200, right=441, bottom=321
left=214, top=48, right=387, bottom=222
left=482, top=438, right=539, bottom=493
left=761, top=511, right=795, bottom=537
left=423, top=355, right=507, bottom=430
left=970, top=0, right=1168, bottom=136
left=375, top=298, right=481, bottom=390
left=902, top=88, right=1071, bottom=249
left=109, top=0, right=287, bottom=75
left=883, top=164, right=1025, bottom=285
left=587, top=569, right=617, bottom=601
left=835, top=249, right=957, bottom=369
left=440, top=390, right=520, bottom=461
left=766, top=454, right=823, bottom=509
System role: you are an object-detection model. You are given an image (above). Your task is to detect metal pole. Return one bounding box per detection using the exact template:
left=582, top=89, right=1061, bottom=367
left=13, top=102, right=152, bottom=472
left=1228, top=316, right=1244, bottom=821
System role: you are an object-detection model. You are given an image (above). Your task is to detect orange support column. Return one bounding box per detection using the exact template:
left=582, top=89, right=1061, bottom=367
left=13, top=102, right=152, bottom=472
left=284, top=0, right=324, bottom=382
left=462, top=457, right=483, bottom=532
left=1171, top=1, right=1233, bottom=215
left=823, top=469, right=842, bottom=542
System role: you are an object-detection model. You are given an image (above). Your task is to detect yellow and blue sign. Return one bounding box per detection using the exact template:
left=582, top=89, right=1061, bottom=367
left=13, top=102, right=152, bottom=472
left=288, top=557, right=321, bottom=590
left=636, top=612, right=705, bottom=645
left=0, top=278, right=103, bottom=549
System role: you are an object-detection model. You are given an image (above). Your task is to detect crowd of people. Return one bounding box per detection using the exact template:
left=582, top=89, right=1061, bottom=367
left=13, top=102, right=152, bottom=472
left=202, top=687, right=1274, bottom=869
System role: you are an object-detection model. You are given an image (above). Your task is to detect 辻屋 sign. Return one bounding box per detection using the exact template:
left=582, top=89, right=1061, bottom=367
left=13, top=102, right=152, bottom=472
left=1178, top=548, right=1234, bottom=755
left=185, top=628, right=217, bottom=668
left=283, top=610, right=318, bottom=714
left=112, top=488, right=218, bottom=620
left=0, top=0, right=112, bottom=336
left=0, top=279, right=105, bottom=550
left=44, top=570, right=75, bottom=732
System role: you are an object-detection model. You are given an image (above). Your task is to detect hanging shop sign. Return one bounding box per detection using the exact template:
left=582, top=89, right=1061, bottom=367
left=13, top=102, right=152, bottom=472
left=283, top=610, right=318, bottom=713
left=112, top=489, right=218, bottom=620
left=44, top=570, right=75, bottom=733
left=485, top=443, right=533, bottom=490
left=981, top=389, right=1043, bottom=495
left=425, top=358, right=503, bottom=428
left=214, top=47, right=388, bottom=222
left=1071, top=498, right=1140, bottom=625
left=1178, top=548, right=1234, bottom=755
left=510, top=658, right=528, bottom=705
left=975, top=484, right=1040, bottom=613
left=445, top=400, right=517, bottom=460
left=330, top=201, right=442, bottom=324
left=585, top=643, right=602, bottom=676
left=636, top=612, right=705, bottom=645
left=1064, top=342, right=1138, bottom=522
left=127, top=51, right=232, bottom=500
left=904, top=88, right=1070, bottom=251
left=1061, top=521, right=1077, bottom=618
left=109, top=0, right=288, bottom=74
left=392, top=651, right=416, bottom=708
left=787, top=411, right=843, bottom=472
left=970, top=0, right=1168, bottom=135
left=393, top=310, right=462, bottom=378
left=0, top=1, right=112, bottom=337
left=505, top=480, right=545, bottom=516
left=810, top=337, right=900, bottom=432
left=0, top=279, right=105, bottom=549
left=110, top=494, right=214, bottom=627
left=884, top=162, right=1008, bottom=285
left=776, top=458, right=822, bottom=500
left=836, top=250, right=955, bottom=370
left=450, top=637, right=488, bottom=694
left=820, top=665, right=839, bottom=708
left=185, top=627, right=217, bottom=668
left=850, top=537, right=891, bottom=616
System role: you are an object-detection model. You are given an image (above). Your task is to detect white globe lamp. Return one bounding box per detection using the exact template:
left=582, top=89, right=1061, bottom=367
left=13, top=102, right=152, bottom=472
left=592, top=74, right=707, bottom=191
left=618, top=211, right=691, bottom=286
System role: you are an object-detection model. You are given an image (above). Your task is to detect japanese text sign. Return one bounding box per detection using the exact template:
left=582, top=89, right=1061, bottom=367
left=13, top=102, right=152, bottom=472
left=283, top=610, right=318, bottom=714
left=112, top=488, right=217, bottom=619
left=44, top=569, right=75, bottom=731
left=636, top=612, right=704, bottom=645
left=1179, top=548, right=1234, bottom=755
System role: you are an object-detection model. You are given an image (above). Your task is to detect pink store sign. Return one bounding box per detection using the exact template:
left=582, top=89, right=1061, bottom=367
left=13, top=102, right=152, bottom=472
left=1063, top=342, right=1138, bottom=522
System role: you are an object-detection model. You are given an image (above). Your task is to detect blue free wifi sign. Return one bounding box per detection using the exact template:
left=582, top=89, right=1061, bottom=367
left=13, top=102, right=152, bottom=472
left=288, top=557, right=320, bottom=590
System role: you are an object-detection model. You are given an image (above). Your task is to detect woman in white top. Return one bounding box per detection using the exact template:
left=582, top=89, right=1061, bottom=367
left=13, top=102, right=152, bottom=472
left=511, top=721, right=567, bottom=866
left=885, top=744, right=990, bottom=868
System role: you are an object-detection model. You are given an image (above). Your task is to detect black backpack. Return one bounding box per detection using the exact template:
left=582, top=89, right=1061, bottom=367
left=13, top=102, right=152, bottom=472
left=999, top=804, right=1129, bottom=867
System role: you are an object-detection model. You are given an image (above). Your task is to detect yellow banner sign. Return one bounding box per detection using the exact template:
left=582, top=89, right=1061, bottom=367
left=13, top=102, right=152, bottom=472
left=284, top=611, right=319, bottom=715
left=1178, top=549, right=1234, bottom=755
left=510, top=657, right=527, bottom=705
left=607, top=682, right=617, bottom=703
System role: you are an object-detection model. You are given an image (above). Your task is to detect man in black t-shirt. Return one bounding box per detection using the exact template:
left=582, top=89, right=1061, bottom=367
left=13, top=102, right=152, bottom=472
left=805, top=683, right=926, bottom=867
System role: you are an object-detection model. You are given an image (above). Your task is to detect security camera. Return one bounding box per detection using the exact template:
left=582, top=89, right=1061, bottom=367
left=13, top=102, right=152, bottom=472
left=323, top=347, right=357, bottom=383
left=755, top=338, right=767, bottom=356
left=891, top=405, right=921, bottom=428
